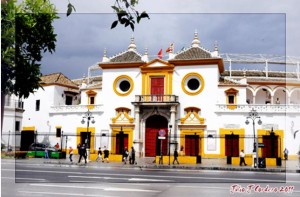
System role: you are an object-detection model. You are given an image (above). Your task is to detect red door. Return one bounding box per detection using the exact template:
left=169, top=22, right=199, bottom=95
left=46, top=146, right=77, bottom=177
left=116, top=134, right=128, bottom=154
left=145, top=115, right=168, bottom=157
left=262, top=135, right=278, bottom=158
left=225, top=135, right=239, bottom=157
left=151, top=77, right=164, bottom=101
left=185, top=135, right=199, bottom=156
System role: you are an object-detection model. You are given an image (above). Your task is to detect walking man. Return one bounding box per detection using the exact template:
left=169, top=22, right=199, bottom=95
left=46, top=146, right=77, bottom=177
left=96, top=147, right=103, bottom=162
left=129, top=146, right=136, bottom=165
left=284, top=148, right=289, bottom=160
left=44, top=147, right=49, bottom=159
left=173, top=149, right=179, bottom=165
left=123, top=147, right=129, bottom=164
left=239, top=150, right=247, bottom=166
left=78, top=144, right=87, bottom=164
left=69, top=146, right=73, bottom=162
left=103, top=146, right=109, bottom=163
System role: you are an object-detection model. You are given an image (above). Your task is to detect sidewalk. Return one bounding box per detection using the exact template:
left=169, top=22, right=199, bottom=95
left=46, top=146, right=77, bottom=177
left=15, top=156, right=300, bottom=173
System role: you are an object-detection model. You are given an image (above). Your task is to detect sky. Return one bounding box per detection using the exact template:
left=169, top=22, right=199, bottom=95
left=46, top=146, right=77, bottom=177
left=41, top=0, right=300, bottom=79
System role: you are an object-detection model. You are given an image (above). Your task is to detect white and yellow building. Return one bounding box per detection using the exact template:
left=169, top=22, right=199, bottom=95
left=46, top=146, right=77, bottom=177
left=4, top=32, right=300, bottom=166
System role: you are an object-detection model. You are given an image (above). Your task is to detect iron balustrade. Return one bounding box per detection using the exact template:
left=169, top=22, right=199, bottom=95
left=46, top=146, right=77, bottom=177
left=135, top=95, right=179, bottom=103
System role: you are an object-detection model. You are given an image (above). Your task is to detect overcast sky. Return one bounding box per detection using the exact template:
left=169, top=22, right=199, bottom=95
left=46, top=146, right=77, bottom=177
left=41, top=0, right=300, bottom=79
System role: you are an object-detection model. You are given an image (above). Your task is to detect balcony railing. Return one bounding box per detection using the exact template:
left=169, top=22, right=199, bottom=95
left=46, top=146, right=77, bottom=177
left=215, top=104, right=300, bottom=113
left=134, top=95, right=179, bottom=103
left=49, top=104, right=103, bottom=114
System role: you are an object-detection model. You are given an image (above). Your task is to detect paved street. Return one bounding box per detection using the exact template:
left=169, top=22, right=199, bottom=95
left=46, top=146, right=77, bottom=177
left=2, top=158, right=300, bottom=196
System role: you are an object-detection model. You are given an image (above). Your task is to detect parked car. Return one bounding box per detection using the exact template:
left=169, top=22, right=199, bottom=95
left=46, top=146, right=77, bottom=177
left=28, top=143, right=56, bottom=152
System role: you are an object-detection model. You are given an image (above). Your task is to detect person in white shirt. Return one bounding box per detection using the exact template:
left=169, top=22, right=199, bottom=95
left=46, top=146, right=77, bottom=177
left=239, top=150, right=247, bottom=166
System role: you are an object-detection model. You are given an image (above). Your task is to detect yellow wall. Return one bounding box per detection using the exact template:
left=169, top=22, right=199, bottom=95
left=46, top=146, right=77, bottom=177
left=219, top=128, right=245, bottom=157
left=141, top=70, right=173, bottom=95
left=76, top=127, right=96, bottom=154
left=257, top=129, right=284, bottom=159
left=111, top=127, right=134, bottom=154
left=180, top=129, right=204, bottom=156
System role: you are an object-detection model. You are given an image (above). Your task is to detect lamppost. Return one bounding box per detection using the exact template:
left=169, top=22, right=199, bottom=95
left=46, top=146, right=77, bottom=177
left=81, top=109, right=95, bottom=161
left=168, top=124, right=172, bottom=165
left=245, top=108, right=262, bottom=168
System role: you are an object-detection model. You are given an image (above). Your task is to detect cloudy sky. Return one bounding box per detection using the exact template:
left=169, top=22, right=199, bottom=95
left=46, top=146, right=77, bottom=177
left=41, top=0, right=300, bottom=79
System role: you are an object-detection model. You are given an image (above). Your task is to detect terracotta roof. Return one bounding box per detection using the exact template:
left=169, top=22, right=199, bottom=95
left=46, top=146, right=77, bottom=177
left=221, top=70, right=297, bottom=78
left=110, top=51, right=142, bottom=63
left=218, top=77, right=245, bottom=86
left=40, top=73, right=78, bottom=89
left=173, top=47, right=212, bottom=60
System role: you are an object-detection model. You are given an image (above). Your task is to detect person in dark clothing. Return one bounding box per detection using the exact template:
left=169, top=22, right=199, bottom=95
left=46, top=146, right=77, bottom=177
left=123, top=147, right=129, bottom=164
left=173, top=149, right=179, bottom=165
left=103, top=146, right=109, bottom=163
left=129, top=146, right=136, bottom=165
left=78, top=144, right=87, bottom=164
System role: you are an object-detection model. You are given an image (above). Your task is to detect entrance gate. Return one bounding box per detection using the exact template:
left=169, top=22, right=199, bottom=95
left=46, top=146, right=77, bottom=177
left=145, top=115, right=168, bottom=157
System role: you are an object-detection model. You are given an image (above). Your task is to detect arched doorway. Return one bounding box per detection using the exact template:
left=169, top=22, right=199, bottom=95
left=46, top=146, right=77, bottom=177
left=145, top=115, right=168, bottom=157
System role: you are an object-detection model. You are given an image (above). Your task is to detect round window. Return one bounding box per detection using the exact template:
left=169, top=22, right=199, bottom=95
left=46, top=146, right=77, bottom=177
left=113, top=75, right=134, bottom=96
left=187, top=78, right=200, bottom=90
left=119, top=80, right=130, bottom=92
left=181, top=73, right=205, bottom=95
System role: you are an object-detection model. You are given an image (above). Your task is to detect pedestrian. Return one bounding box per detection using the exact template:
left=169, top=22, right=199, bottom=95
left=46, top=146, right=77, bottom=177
left=239, top=150, right=247, bottom=166
left=44, top=147, right=49, bottom=159
left=69, top=146, right=73, bottom=162
left=55, top=143, right=59, bottom=150
left=96, top=147, right=103, bottom=162
left=78, top=144, right=87, bottom=164
left=284, top=148, right=289, bottom=160
left=103, top=146, right=109, bottom=163
left=173, top=149, right=179, bottom=165
left=123, top=147, right=129, bottom=164
left=129, top=146, right=136, bottom=165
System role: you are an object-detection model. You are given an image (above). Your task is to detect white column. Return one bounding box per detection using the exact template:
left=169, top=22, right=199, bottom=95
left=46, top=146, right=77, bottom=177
left=134, top=106, right=140, bottom=140
left=170, top=106, right=176, bottom=142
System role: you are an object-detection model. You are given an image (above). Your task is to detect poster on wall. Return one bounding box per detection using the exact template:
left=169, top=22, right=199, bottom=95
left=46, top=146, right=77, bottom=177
left=207, top=130, right=216, bottom=151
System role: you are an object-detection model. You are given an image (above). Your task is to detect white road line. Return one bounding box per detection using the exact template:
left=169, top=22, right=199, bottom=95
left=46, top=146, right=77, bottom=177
left=69, top=175, right=128, bottom=180
left=18, top=191, right=113, bottom=197
left=29, top=183, right=160, bottom=193
left=15, top=169, right=285, bottom=183
left=16, top=177, right=46, bottom=181
left=129, top=178, right=173, bottom=182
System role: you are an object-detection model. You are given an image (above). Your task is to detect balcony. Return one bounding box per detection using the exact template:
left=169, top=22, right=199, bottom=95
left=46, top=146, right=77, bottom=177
left=49, top=104, right=103, bottom=114
left=215, top=104, right=300, bottom=114
left=133, top=95, right=179, bottom=106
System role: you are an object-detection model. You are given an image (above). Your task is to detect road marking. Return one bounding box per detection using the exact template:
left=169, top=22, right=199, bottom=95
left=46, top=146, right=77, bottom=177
left=18, top=191, right=112, bottom=197
left=29, top=183, right=160, bottom=193
left=15, top=169, right=286, bottom=183
left=16, top=177, right=46, bottom=181
left=129, top=178, right=173, bottom=182
left=68, top=175, right=171, bottom=182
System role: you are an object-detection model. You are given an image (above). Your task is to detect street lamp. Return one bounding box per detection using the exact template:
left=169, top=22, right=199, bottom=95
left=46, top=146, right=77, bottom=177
left=168, top=124, right=172, bottom=165
left=81, top=109, right=95, bottom=160
left=245, top=108, right=262, bottom=168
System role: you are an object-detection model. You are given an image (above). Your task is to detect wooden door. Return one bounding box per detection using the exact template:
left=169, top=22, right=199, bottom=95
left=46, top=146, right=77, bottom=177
left=225, top=134, right=239, bottom=156
left=151, top=77, right=164, bottom=101
left=262, top=135, right=278, bottom=158
left=185, top=135, right=199, bottom=156
left=116, top=134, right=128, bottom=154
left=145, top=115, right=168, bottom=156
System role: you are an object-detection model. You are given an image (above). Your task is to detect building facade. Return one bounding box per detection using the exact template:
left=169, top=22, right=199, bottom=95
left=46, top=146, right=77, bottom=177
left=4, top=32, right=300, bottom=165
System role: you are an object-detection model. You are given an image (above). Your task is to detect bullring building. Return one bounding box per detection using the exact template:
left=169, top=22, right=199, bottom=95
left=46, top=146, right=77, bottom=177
left=3, top=32, right=300, bottom=166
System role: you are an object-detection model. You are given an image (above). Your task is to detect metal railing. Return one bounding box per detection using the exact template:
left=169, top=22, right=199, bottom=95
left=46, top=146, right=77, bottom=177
left=134, top=95, right=179, bottom=103
left=215, top=104, right=300, bottom=113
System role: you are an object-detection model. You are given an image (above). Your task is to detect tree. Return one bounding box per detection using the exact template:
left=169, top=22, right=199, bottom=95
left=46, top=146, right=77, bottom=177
left=1, top=0, right=58, bottom=130
left=67, top=0, right=150, bottom=31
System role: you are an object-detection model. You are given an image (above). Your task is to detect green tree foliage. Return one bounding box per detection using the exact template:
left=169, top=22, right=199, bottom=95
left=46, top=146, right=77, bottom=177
left=1, top=0, right=58, bottom=98
left=67, top=0, right=150, bottom=31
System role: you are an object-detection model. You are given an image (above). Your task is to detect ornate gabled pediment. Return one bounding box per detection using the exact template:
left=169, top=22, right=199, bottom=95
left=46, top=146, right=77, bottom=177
left=140, top=59, right=174, bottom=72
left=112, top=107, right=134, bottom=124
left=180, top=107, right=205, bottom=125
